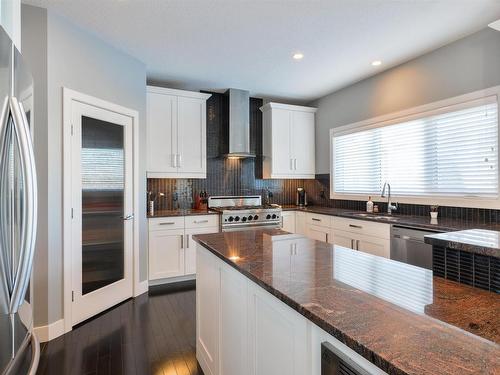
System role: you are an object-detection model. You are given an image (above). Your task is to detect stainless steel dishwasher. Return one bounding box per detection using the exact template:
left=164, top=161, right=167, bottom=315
left=390, top=226, right=441, bottom=270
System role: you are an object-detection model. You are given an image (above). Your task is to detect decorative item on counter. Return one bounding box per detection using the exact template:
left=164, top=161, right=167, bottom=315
left=430, top=205, right=439, bottom=219
left=194, top=192, right=202, bottom=209
left=148, top=191, right=165, bottom=216
left=373, top=204, right=379, bottom=213
left=366, top=196, right=374, bottom=213
left=199, top=191, right=208, bottom=210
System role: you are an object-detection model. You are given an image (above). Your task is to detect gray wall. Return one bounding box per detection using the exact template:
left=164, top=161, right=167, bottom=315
left=22, top=4, right=148, bottom=327
left=21, top=5, right=49, bottom=326
left=313, top=28, right=500, bottom=173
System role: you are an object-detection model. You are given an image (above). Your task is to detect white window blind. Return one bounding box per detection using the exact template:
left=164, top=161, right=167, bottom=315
left=333, top=97, right=498, bottom=198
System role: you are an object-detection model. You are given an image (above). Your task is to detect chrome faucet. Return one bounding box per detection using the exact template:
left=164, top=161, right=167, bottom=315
left=381, top=182, right=398, bottom=215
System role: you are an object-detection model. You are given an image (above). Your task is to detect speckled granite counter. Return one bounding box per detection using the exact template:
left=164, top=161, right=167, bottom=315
left=282, top=205, right=500, bottom=232
left=424, top=229, right=500, bottom=258
left=193, top=229, right=500, bottom=375
left=147, top=208, right=218, bottom=218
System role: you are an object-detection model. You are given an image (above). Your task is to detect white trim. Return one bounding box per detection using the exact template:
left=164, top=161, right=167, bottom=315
left=134, top=280, right=149, bottom=297
left=147, top=171, right=207, bottom=179
left=148, top=274, right=195, bottom=286
left=62, top=87, right=141, bottom=334
left=147, top=85, right=212, bottom=100
left=329, top=85, right=500, bottom=209
left=260, top=102, right=317, bottom=113
left=34, top=319, right=65, bottom=343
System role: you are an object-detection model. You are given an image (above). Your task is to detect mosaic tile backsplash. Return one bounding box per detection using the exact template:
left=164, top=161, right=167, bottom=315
left=147, top=92, right=500, bottom=225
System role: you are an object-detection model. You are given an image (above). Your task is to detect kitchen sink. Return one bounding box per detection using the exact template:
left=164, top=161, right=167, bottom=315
left=350, top=212, right=401, bottom=221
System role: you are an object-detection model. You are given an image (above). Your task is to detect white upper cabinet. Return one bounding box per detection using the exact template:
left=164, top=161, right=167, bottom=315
left=147, top=86, right=211, bottom=178
left=260, top=102, right=316, bottom=179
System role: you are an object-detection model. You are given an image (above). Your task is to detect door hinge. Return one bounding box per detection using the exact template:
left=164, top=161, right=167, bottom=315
left=72, top=291, right=74, bottom=302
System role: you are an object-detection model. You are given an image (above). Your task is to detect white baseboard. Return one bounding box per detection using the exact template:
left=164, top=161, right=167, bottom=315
left=134, top=280, right=149, bottom=297
left=149, top=274, right=196, bottom=286
left=34, top=318, right=65, bottom=343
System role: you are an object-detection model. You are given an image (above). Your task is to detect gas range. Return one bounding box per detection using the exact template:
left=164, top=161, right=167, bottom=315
left=208, top=196, right=282, bottom=232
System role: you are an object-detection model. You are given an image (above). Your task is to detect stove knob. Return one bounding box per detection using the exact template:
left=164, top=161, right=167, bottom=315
left=248, top=215, right=253, bottom=221
left=266, top=214, right=271, bottom=220
left=272, top=214, right=277, bottom=219
left=228, top=216, right=234, bottom=222
left=254, top=215, right=259, bottom=220
left=242, top=217, right=247, bottom=222
left=234, top=216, right=240, bottom=222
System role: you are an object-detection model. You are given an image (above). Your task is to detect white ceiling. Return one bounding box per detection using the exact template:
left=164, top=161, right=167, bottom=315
left=23, top=0, right=500, bottom=102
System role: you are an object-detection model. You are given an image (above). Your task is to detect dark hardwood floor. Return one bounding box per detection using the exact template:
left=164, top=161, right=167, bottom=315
left=36, top=284, right=203, bottom=375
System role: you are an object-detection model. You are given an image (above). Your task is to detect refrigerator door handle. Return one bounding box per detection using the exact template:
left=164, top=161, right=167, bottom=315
left=7, top=96, right=37, bottom=314
left=0, top=95, right=12, bottom=312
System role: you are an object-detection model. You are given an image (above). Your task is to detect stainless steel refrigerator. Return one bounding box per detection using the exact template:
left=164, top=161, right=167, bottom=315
left=0, top=26, right=39, bottom=375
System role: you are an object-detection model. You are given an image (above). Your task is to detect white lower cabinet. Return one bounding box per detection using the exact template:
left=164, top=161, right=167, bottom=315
left=295, top=211, right=307, bottom=235
left=148, top=215, right=219, bottom=281
left=149, top=229, right=185, bottom=279
left=196, top=244, right=387, bottom=375
left=281, top=211, right=296, bottom=233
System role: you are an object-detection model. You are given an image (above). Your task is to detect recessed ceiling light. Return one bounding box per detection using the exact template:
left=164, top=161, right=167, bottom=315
left=293, top=52, right=304, bottom=60
left=371, top=60, right=382, bottom=66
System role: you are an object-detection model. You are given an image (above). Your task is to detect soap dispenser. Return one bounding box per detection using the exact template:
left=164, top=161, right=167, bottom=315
left=366, top=196, right=374, bottom=213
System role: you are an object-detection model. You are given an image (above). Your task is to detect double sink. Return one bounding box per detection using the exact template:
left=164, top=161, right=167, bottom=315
left=348, top=212, right=401, bottom=222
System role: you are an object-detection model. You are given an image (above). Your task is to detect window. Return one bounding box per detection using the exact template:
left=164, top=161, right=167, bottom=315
left=332, top=94, right=499, bottom=202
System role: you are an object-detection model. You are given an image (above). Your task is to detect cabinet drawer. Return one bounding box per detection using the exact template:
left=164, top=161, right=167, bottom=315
left=149, top=216, right=185, bottom=231
left=185, top=215, right=219, bottom=229
left=331, top=217, right=390, bottom=240
left=306, top=213, right=332, bottom=228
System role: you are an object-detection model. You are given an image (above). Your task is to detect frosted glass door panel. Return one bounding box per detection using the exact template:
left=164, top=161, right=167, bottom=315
left=81, top=116, right=124, bottom=295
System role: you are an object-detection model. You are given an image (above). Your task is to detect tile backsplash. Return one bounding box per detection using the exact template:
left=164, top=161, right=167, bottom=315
left=147, top=91, right=500, bottom=225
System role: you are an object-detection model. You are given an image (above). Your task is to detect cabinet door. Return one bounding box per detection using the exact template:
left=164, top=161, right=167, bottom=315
left=247, top=283, right=310, bottom=375
left=147, top=92, right=177, bottom=174
left=177, top=96, right=207, bottom=177
left=281, top=211, right=296, bottom=233
left=295, top=212, right=307, bottom=235
left=291, top=111, right=315, bottom=177
left=332, top=229, right=355, bottom=250
left=271, top=109, right=293, bottom=176
left=307, top=224, right=329, bottom=243
left=220, top=263, right=248, bottom=375
left=185, top=226, right=219, bottom=275
left=148, top=229, right=184, bottom=280
left=356, top=234, right=390, bottom=258
left=196, top=247, right=219, bottom=375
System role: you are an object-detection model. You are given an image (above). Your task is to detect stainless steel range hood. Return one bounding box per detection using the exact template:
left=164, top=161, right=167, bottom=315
left=222, top=88, right=255, bottom=158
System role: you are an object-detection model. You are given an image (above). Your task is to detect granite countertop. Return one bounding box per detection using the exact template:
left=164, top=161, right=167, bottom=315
left=425, top=229, right=500, bottom=258
left=193, top=230, right=500, bottom=375
left=147, top=208, right=218, bottom=218
left=282, top=204, right=500, bottom=232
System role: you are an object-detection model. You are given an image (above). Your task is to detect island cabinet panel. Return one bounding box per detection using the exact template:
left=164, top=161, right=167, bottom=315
left=219, top=264, right=249, bottom=375
left=247, top=283, right=311, bottom=375
left=196, top=248, right=220, bottom=375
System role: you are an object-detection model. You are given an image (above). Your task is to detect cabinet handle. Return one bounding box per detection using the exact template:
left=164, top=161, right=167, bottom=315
left=181, top=234, right=184, bottom=248
left=172, top=154, right=176, bottom=167
left=349, top=224, right=362, bottom=229
left=294, top=158, right=297, bottom=170
left=325, top=233, right=329, bottom=243
left=186, top=234, right=189, bottom=248
left=159, top=222, right=175, bottom=225
left=356, top=239, right=360, bottom=250
left=178, top=154, right=182, bottom=167
left=290, top=158, right=294, bottom=170
left=351, top=239, right=354, bottom=249
left=194, top=219, right=209, bottom=224
left=312, top=218, right=321, bottom=222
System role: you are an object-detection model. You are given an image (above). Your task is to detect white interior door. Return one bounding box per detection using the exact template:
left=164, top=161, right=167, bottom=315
left=70, top=101, right=133, bottom=325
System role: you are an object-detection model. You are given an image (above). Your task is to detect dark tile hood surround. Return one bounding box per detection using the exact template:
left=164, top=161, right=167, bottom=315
left=147, top=91, right=500, bottom=226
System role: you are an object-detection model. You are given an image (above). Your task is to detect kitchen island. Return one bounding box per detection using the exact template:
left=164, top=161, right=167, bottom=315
left=193, top=229, right=499, bottom=375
